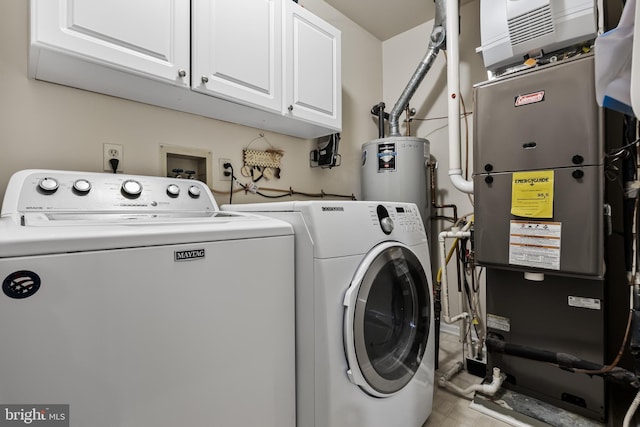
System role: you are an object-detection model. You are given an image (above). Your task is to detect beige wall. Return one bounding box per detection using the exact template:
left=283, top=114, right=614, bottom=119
left=302, top=0, right=383, bottom=197
left=0, top=0, right=382, bottom=207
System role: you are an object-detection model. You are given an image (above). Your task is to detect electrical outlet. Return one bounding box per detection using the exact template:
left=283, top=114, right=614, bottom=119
left=103, top=143, right=123, bottom=173
left=219, top=158, right=232, bottom=181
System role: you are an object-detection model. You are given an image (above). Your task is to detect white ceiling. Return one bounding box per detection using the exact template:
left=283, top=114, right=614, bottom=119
left=322, top=0, right=476, bottom=41
left=323, top=0, right=436, bottom=40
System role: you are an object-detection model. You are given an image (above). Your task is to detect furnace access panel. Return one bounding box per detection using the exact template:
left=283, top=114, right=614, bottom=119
left=472, top=55, right=604, bottom=277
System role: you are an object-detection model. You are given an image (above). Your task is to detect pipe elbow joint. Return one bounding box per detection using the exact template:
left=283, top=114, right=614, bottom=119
left=478, top=367, right=506, bottom=396
left=449, top=172, right=474, bottom=194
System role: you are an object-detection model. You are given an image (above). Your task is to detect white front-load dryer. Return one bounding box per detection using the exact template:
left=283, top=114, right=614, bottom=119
left=223, top=200, right=435, bottom=427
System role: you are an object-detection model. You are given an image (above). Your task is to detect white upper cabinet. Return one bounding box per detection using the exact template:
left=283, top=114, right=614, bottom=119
left=283, top=1, right=341, bottom=131
left=193, top=0, right=283, bottom=113
left=29, top=0, right=341, bottom=138
left=30, top=0, right=191, bottom=86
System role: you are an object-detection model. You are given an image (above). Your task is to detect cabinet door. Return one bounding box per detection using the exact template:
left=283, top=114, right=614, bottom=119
left=192, top=0, right=283, bottom=113
left=30, top=0, right=190, bottom=86
left=283, top=2, right=342, bottom=131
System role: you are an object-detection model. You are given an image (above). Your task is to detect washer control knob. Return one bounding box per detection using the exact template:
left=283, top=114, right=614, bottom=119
left=121, top=179, right=143, bottom=198
left=380, top=217, right=394, bottom=234
left=38, top=177, right=59, bottom=193
left=73, top=179, right=92, bottom=194
left=166, top=184, right=180, bottom=198
left=188, top=185, right=201, bottom=198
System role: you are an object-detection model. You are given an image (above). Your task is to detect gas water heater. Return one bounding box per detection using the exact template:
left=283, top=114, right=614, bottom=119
left=361, top=137, right=431, bottom=232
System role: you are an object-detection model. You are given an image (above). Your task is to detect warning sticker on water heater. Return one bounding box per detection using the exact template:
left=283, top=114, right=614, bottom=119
left=377, top=143, right=397, bottom=172
left=509, top=220, right=561, bottom=270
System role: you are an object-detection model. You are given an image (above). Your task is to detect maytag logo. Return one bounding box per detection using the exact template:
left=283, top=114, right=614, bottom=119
left=514, top=90, right=545, bottom=107
left=174, top=249, right=206, bottom=262
left=321, top=207, right=344, bottom=212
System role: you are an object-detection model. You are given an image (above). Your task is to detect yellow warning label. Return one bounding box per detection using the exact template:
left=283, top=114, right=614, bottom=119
left=511, top=170, right=554, bottom=218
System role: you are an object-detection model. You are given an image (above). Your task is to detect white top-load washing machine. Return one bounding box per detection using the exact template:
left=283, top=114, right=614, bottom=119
left=0, top=170, right=295, bottom=427
left=223, top=200, right=435, bottom=427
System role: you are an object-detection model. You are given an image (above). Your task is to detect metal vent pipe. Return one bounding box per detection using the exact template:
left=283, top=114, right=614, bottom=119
left=388, top=0, right=446, bottom=137
left=387, top=0, right=473, bottom=194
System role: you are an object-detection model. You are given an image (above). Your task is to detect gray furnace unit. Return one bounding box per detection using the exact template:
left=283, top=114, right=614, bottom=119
left=473, top=54, right=606, bottom=421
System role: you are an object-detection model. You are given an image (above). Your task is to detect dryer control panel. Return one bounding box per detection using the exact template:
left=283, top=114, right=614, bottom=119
left=371, top=203, right=424, bottom=235
left=1, top=170, right=218, bottom=224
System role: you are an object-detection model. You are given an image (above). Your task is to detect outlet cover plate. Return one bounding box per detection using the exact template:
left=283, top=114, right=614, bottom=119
left=103, top=143, right=123, bottom=172
left=219, top=158, right=232, bottom=181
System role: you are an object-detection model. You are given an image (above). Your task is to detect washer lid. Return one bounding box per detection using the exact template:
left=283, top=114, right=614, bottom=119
left=0, top=212, right=293, bottom=257
left=343, top=241, right=431, bottom=397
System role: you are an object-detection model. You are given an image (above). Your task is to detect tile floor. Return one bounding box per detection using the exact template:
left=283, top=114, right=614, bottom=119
left=423, top=331, right=512, bottom=427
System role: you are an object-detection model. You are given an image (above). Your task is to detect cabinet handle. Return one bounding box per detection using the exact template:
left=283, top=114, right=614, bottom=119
left=178, top=69, right=187, bottom=78
left=288, top=105, right=293, bottom=112
left=201, top=76, right=209, bottom=84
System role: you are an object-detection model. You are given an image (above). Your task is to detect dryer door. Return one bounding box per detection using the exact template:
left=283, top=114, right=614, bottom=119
left=343, top=241, right=431, bottom=397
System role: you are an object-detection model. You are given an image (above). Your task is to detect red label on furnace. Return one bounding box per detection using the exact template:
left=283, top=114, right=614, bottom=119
left=514, top=91, right=545, bottom=107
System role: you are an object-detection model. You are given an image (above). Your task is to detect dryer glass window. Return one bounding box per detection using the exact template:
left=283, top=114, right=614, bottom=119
left=352, top=245, right=430, bottom=395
